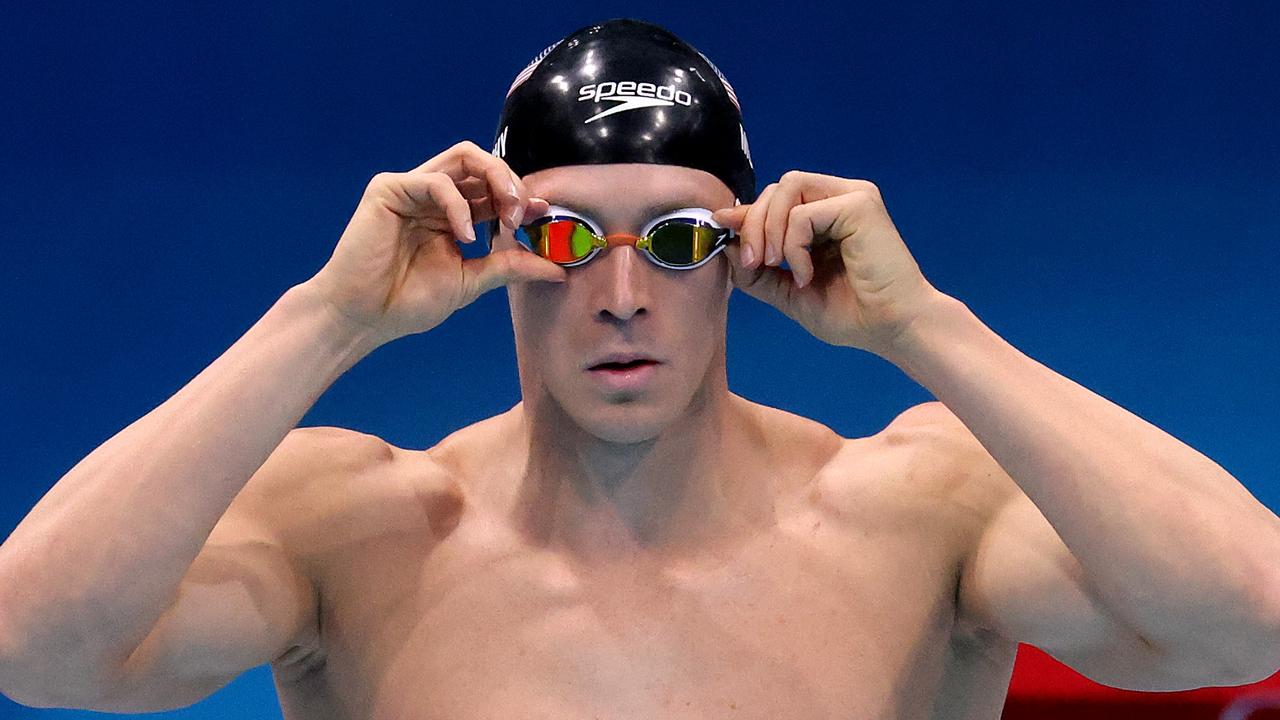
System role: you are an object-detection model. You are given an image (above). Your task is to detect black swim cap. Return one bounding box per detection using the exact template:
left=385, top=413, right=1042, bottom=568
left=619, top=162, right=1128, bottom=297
left=491, top=18, right=756, bottom=205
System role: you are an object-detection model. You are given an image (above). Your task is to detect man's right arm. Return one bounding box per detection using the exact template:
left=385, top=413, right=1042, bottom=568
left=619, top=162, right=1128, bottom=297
left=0, top=281, right=380, bottom=708
left=0, top=142, right=555, bottom=709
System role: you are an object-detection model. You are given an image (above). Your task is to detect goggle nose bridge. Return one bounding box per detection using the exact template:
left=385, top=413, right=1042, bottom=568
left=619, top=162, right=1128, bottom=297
left=600, top=232, right=650, bottom=251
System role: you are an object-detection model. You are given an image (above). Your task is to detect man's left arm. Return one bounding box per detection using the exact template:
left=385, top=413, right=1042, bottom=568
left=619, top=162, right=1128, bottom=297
left=712, top=170, right=1280, bottom=688
left=887, top=292, right=1280, bottom=686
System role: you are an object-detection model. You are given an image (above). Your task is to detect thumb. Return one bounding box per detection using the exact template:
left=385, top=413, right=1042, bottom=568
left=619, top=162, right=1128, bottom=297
left=462, top=248, right=567, bottom=301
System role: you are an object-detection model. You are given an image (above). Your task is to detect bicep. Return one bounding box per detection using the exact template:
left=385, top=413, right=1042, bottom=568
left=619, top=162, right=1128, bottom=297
left=959, top=489, right=1231, bottom=691
left=890, top=403, right=1245, bottom=691
left=99, top=519, right=315, bottom=710
left=87, top=430, right=329, bottom=711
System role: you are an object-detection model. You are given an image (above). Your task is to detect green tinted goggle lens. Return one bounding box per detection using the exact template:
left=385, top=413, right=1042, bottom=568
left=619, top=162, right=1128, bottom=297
left=516, top=216, right=727, bottom=268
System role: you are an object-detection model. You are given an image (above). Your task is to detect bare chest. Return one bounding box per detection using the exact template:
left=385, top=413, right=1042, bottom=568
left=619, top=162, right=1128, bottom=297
left=281, top=480, right=1008, bottom=720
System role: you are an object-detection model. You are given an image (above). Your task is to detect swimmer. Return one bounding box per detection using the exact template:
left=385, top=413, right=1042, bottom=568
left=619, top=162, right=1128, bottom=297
left=2, top=17, right=1278, bottom=719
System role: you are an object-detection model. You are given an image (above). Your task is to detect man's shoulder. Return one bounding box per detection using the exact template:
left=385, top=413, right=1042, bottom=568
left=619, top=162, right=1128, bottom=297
left=228, top=424, right=477, bottom=558
left=815, top=401, right=1019, bottom=514
left=285, top=425, right=398, bottom=472
left=878, top=401, right=986, bottom=465
left=274, top=410, right=515, bottom=489
left=807, top=400, right=967, bottom=469
left=226, top=425, right=394, bottom=510
left=881, top=400, right=962, bottom=436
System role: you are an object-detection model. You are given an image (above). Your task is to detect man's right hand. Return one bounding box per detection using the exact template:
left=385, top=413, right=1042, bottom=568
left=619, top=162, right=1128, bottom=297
left=305, top=141, right=564, bottom=347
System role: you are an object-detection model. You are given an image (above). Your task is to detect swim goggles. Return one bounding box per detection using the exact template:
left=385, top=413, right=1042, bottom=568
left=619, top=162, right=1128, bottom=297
left=513, top=204, right=736, bottom=270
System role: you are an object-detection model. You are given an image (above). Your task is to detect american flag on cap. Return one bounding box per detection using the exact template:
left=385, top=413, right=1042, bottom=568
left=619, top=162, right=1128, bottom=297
left=506, top=39, right=563, bottom=98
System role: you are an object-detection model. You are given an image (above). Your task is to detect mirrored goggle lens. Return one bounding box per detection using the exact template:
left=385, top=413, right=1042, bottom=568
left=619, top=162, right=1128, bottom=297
left=516, top=218, right=598, bottom=264
left=648, top=220, right=722, bottom=265
left=517, top=217, right=725, bottom=267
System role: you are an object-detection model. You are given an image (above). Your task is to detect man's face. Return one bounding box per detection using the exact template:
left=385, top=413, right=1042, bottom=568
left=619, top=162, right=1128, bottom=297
left=496, top=163, right=738, bottom=444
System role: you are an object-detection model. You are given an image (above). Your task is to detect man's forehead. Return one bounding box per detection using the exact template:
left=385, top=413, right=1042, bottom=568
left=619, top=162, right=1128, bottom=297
left=523, top=163, right=733, bottom=214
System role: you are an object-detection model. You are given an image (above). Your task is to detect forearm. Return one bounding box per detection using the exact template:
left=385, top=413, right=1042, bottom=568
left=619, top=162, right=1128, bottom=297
left=887, top=293, right=1280, bottom=658
left=0, top=281, right=377, bottom=672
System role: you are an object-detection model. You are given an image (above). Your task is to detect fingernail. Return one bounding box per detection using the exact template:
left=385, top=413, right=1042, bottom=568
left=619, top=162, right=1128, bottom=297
left=507, top=205, right=524, bottom=227
left=742, top=244, right=755, bottom=267
left=507, top=180, right=519, bottom=200
left=465, top=225, right=476, bottom=241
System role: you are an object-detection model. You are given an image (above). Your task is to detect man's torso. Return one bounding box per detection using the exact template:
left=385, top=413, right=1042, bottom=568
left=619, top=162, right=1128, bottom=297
left=264, top=400, right=1020, bottom=719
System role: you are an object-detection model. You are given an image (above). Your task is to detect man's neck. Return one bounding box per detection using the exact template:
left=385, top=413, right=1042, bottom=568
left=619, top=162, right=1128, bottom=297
left=509, top=386, right=775, bottom=568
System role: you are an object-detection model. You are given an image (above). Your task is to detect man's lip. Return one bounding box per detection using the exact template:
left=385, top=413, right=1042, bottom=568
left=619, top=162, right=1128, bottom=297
left=586, top=355, right=662, bottom=370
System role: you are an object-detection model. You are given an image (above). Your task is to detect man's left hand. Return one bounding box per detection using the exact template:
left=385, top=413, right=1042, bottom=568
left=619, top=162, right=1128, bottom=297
left=712, top=171, right=948, bottom=357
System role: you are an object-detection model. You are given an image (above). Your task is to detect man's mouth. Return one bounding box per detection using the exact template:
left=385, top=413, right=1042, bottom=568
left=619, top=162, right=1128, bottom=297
left=586, top=356, right=661, bottom=391
left=590, top=358, right=659, bottom=371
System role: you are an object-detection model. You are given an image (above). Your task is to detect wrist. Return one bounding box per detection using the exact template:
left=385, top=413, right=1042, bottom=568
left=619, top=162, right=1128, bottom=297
left=282, top=281, right=386, bottom=365
left=878, top=289, right=971, bottom=371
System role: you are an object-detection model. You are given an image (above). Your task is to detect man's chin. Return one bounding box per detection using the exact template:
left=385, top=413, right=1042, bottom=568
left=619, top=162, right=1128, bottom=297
left=571, top=402, right=676, bottom=445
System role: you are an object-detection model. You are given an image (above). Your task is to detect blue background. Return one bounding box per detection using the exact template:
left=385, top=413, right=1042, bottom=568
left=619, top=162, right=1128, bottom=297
left=2, top=1, right=1277, bottom=716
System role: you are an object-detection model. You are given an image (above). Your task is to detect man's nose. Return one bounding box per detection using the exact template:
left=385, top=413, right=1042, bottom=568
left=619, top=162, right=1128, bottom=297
left=592, top=245, right=650, bottom=322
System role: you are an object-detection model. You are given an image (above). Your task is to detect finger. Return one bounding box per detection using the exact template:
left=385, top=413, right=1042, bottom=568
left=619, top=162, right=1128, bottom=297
left=781, top=203, right=816, bottom=288
left=711, top=204, right=748, bottom=230
left=724, top=240, right=784, bottom=304
left=730, top=256, right=797, bottom=313
left=461, top=247, right=567, bottom=302
left=370, top=171, right=476, bottom=243
left=529, top=196, right=550, bottom=214
left=790, top=171, right=866, bottom=198
left=461, top=181, right=549, bottom=226
left=457, top=176, right=489, bottom=200
left=456, top=177, right=499, bottom=224
left=763, top=178, right=802, bottom=267
left=467, top=194, right=499, bottom=223
left=739, top=183, right=777, bottom=269
left=484, top=160, right=524, bottom=230
left=418, top=141, right=527, bottom=230
left=413, top=140, right=492, bottom=178
left=722, top=243, right=758, bottom=292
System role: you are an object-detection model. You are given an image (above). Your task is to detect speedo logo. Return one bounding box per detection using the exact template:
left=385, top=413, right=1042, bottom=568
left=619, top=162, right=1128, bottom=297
left=578, top=81, right=693, bottom=124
